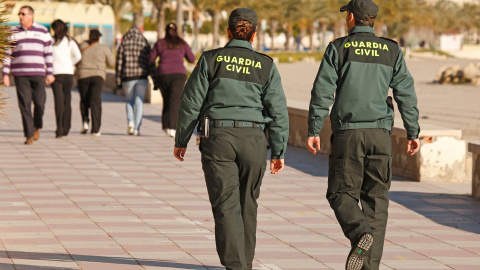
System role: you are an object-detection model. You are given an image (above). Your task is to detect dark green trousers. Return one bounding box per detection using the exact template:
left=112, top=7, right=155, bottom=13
left=200, top=127, right=267, bottom=270
left=327, top=129, right=392, bottom=270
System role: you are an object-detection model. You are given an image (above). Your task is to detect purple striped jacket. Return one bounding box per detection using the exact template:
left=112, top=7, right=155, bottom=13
left=2, top=22, right=53, bottom=77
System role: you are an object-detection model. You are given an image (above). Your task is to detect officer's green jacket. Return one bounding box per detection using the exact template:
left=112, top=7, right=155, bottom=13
left=175, top=39, right=289, bottom=159
left=308, top=26, right=420, bottom=140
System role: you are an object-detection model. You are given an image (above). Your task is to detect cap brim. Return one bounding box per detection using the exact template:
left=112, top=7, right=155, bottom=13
left=340, top=5, right=348, bottom=12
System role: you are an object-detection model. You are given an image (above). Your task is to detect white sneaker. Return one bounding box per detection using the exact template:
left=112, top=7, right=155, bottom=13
left=127, top=122, right=134, bottom=135
left=163, top=128, right=168, bottom=135
left=92, top=132, right=101, bottom=137
left=168, top=129, right=176, bottom=137
left=133, top=130, right=139, bottom=136
left=81, top=122, right=89, bottom=134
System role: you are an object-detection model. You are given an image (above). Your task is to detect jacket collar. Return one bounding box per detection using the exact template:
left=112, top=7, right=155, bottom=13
left=124, top=26, right=142, bottom=40
left=349, top=26, right=375, bottom=35
left=225, top=39, right=254, bottom=50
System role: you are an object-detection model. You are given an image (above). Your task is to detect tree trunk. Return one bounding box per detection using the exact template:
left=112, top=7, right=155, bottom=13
left=308, top=25, right=314, bottom=51
left=212, top=11, right=220, bottom=49
left=285, top=25, right=292, bottom=51
left=193, top=11, right=200, bottom=52
left=321, top=22, right=327, bottom=49
left=155, top=2, right=166, bottom=40
left=270, top=20, right=278, bottom=51
left=256, top=20, right=263, bottom=51
left=176, top=0, right=183, bottom=38
left=133, top=9, right=144, bottom=31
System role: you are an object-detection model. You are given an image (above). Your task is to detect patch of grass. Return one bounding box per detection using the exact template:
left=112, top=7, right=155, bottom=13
left=194, top=51, right=324, bottom=63
left=266, top=51, right=324, bottom=63
left=413, top=48, right=453, bottom=57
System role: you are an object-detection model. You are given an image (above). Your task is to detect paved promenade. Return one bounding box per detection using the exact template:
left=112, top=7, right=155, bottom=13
left=0, top=85, right=479, bottom=270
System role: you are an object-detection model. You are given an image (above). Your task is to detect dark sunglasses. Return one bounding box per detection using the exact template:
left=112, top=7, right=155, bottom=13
left=18, top=12, right=31, bottom=16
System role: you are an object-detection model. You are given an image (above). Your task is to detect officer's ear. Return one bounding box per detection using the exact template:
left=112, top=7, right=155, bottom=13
left=346, top=11, right=356, bottom=30
left=249, top=32, right=257, bottom=43
left=227, top=28, right=233, bottom=41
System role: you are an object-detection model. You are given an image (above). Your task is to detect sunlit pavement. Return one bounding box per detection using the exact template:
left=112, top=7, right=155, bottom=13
left=0, top=85, right=479, bottom=269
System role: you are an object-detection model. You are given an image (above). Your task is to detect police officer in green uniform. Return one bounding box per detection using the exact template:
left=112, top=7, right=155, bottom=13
left=173, top=8, right=289, bottom=270
left=307, top=1, right=420, bottom=270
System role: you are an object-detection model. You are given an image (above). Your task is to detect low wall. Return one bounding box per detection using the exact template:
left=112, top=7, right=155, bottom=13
left=288, top=104, right=470, bottom=182
left=468, top=142, right=480, bottom=199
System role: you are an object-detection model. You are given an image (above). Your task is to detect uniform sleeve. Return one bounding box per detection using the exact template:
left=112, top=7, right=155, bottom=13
left=115, top=43, right=124, bottom=87
left=43, top=32, right=54, bottom=76
left=262, top=63, right=289, bottom=159
left=174, top=54, right=210, bottom=148
left=184, top=42, right=196, bottom=63
left=390, top=44, right=420, bottom=140
left=308, top=43, right=338, bottom=136
left=70, top=40, right=82, bottom=66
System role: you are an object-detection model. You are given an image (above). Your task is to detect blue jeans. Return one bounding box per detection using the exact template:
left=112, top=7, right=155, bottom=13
left=123, top=79, right=148, bottom=131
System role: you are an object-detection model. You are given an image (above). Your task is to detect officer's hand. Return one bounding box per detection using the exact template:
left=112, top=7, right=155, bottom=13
left=174, top=147, right=186, bottom=161
left=307, top=136, right=321, bottom=154
left=270, top=159, right=284, bottom=174
left=407, top=139, right=420, bottom=155
left=2, top=75, right=10, bottom=87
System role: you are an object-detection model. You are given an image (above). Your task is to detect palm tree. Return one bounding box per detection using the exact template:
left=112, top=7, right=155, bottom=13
left=152, top=0, right=169, bottom=40
left=176, top=0, right=183, bottom=38
left=0, top=0, right=13, bottom=117
left=192, top=0, right=240, bottom=49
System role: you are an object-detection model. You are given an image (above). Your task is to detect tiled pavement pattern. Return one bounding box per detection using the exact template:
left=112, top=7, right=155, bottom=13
left=0, top=85, right=479, bottom=270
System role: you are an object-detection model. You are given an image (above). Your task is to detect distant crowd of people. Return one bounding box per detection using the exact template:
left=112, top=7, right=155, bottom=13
left=2, top=5, right=194, bottom=144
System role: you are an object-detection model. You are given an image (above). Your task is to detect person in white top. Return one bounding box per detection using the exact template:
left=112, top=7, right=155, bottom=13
left=51, top=19, right=82, bottom=138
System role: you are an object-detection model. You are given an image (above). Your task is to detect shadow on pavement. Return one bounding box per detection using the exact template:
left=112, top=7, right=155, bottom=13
left=143, top=114, right=162, bottom=123
left=3, top=251, right=219, bottom=269
left=389, top=191, right=480, bottom=235
left=284, top=146, right=329, bottom=177
left=101, top=92, right=124, bottom=103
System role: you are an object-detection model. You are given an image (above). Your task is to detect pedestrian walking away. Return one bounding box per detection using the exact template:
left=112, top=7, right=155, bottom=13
left=306, top=1, right=421, bottom=269
left=149, top=22, right=195, bottom=138
left=2, top=5, right=55, bottom=144
left=51, top=19, right=82, bottom=138
left=76, top=29, right=115, bottom=136
left=173, top=8, right=289, bottom=270
left=115, top=25, right=154, bottom=136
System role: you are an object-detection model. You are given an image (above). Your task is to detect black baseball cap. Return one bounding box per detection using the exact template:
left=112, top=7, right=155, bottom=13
left=340, top=0, right=378, bottom=21
left=228, top=8, right=258, bottom=27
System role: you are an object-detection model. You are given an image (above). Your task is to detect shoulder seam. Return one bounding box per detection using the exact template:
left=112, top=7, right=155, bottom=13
left=256, top=52, right=273, bottom=61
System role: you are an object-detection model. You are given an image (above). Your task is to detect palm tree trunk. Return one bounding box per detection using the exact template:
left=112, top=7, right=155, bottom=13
left=212, top=11, right=220, bottom=49
left=155, top=2, right=166, bottom=40
left=193, top=10, right=200, bottom=52
left=285, top=25, right=292, bottom=51
left=270, top=20, right=278, bottom=51
left=176, top=0, right=183, bottom=38
left=308, top=25, right=314, bottom=51
left=256, top=22, right=263, bottom=51
left=321, top=22, right=327, bottom=49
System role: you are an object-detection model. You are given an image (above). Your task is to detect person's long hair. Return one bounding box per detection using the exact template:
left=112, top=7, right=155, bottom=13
left=165, top=23, right=185, bottom=49
left=51, top=19, right=70, bottom=46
